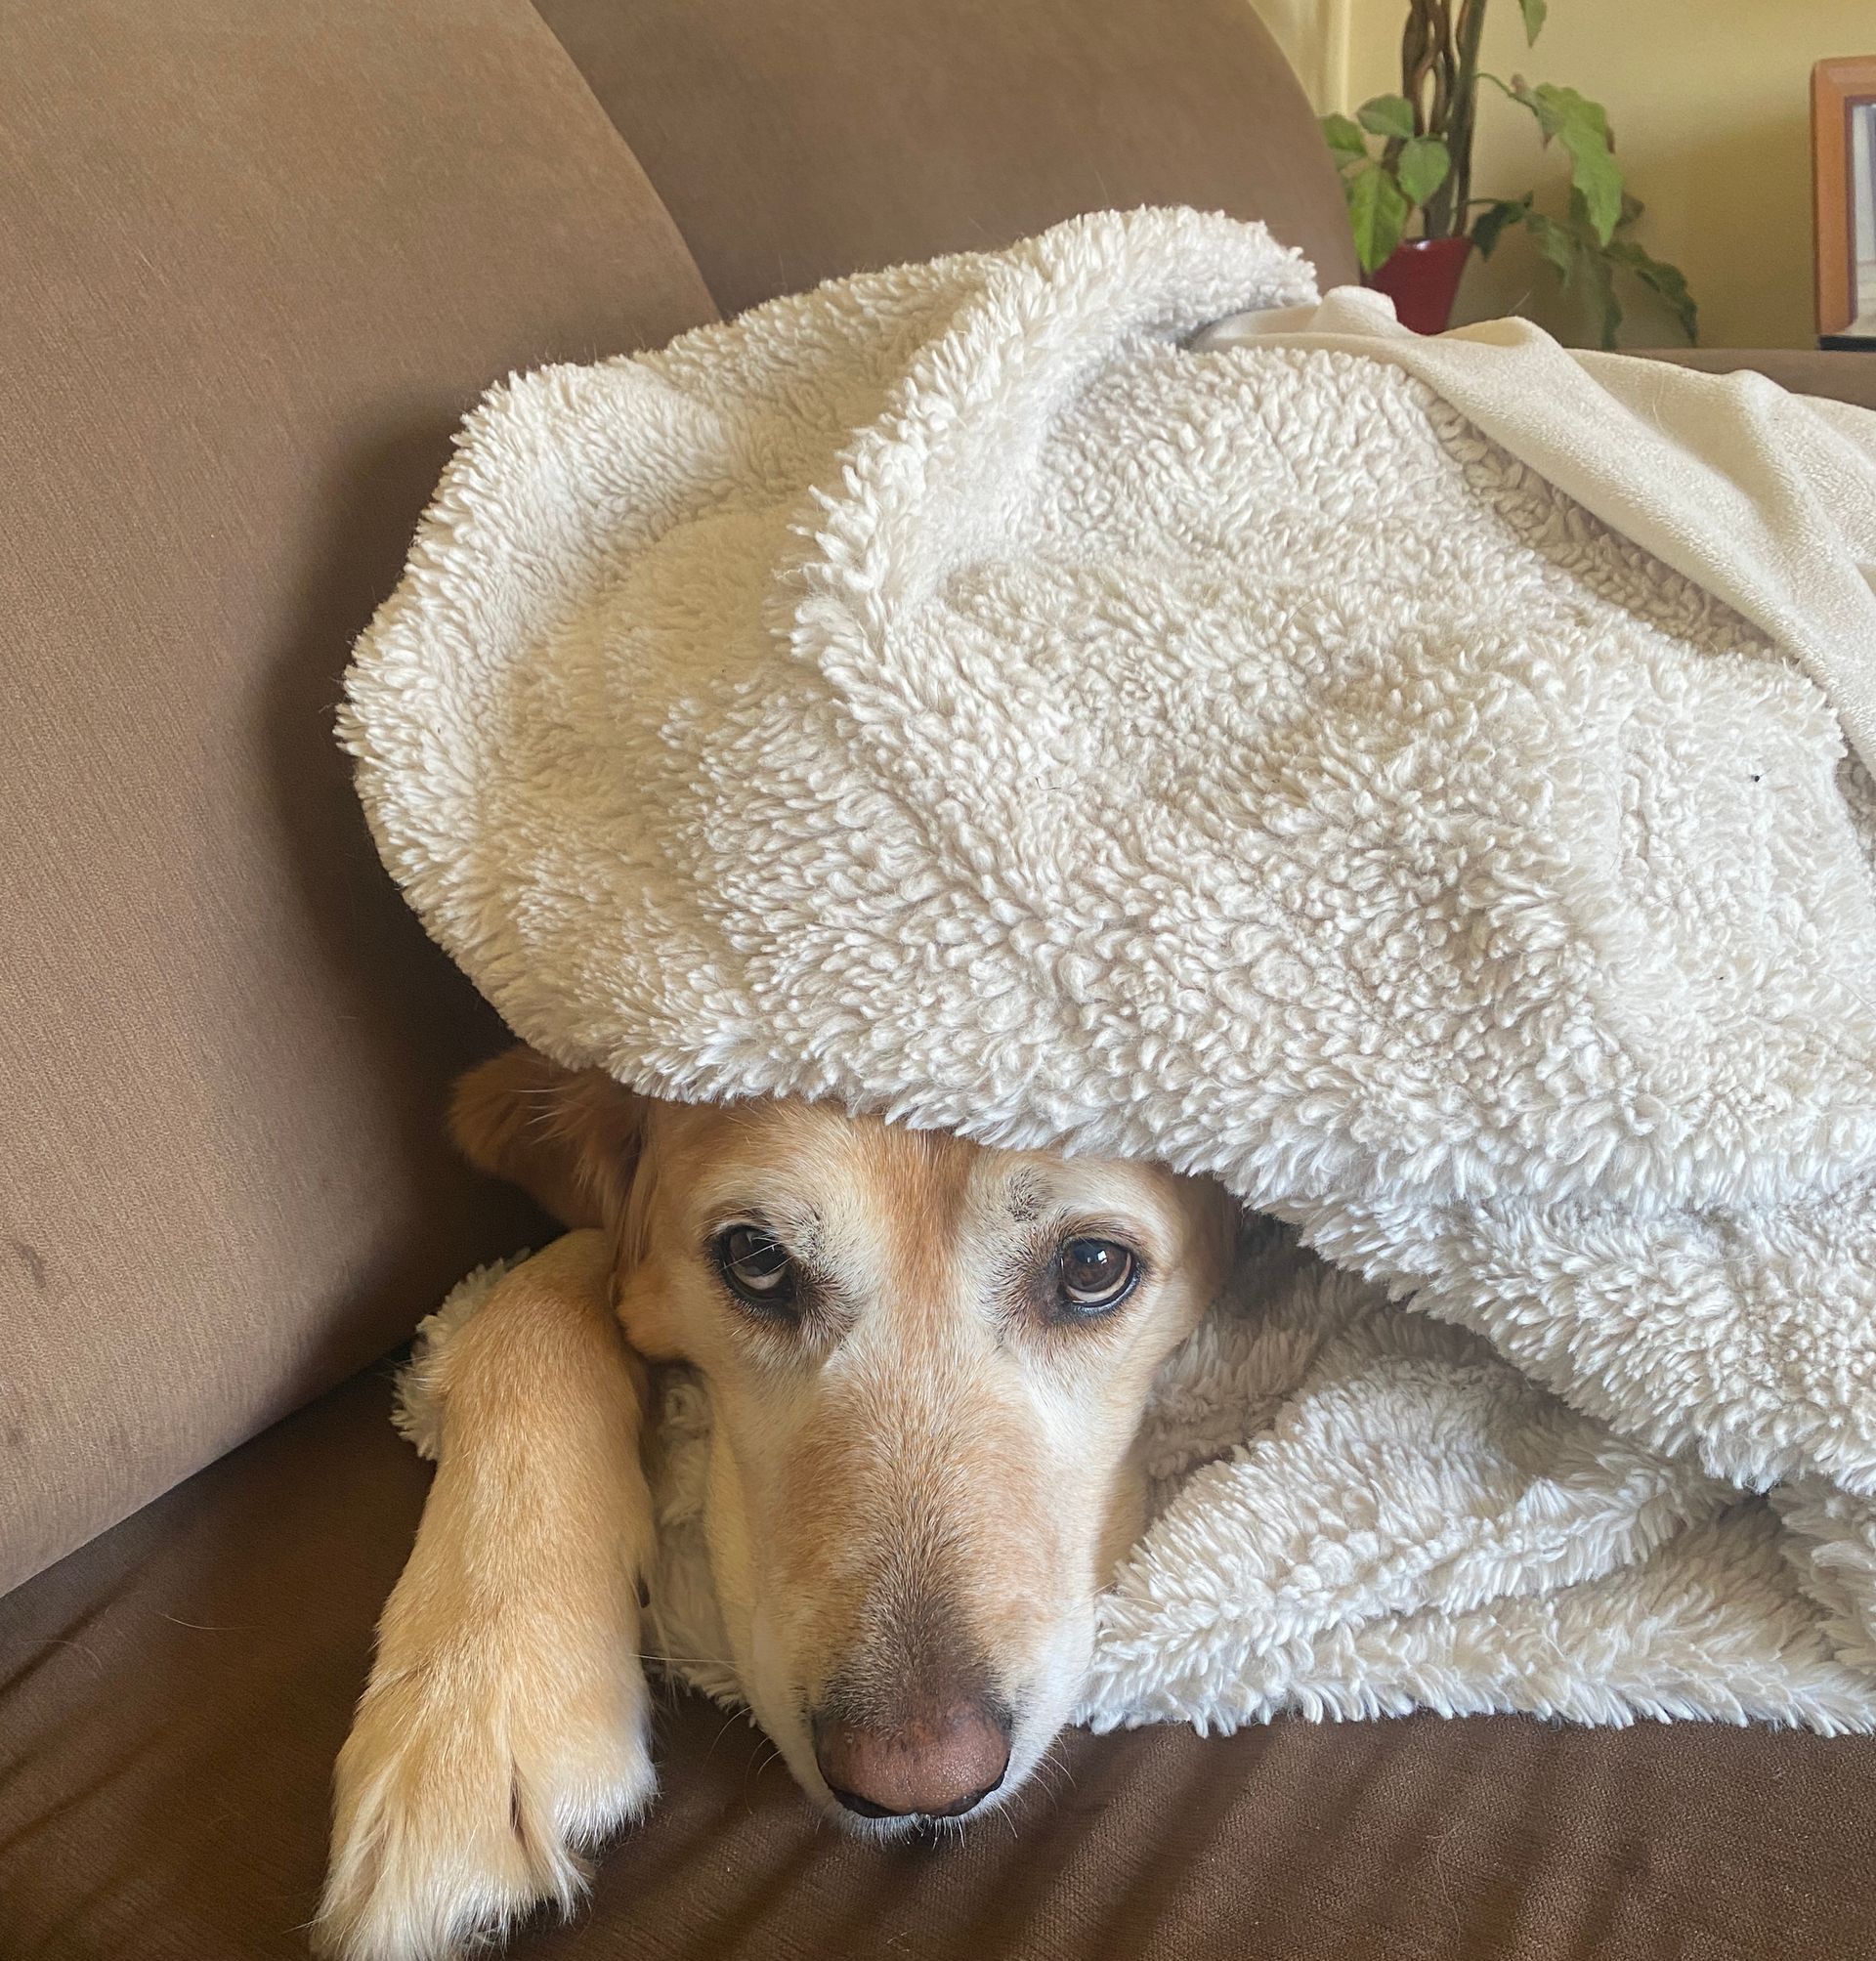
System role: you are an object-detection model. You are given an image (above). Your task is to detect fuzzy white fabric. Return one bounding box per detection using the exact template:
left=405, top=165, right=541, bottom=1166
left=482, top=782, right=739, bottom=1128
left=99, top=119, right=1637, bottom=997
left=347, top=208, right=1876, bottom=1732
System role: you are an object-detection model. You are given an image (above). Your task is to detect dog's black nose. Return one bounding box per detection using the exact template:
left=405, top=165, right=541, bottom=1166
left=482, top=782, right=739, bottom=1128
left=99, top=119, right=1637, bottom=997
left=812, top=1699, right=1010, bottom=1820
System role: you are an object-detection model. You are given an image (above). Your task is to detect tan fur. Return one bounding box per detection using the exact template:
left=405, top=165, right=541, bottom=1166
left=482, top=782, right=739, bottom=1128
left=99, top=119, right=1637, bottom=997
left=320, top=1049, right=1237, bottom=1960
left=447, top=1048, right=644, bottom=1234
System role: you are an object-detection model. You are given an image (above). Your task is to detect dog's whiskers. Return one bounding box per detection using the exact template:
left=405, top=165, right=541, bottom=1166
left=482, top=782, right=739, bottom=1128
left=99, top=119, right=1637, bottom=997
left=744, top=1735, right=784, bottom=1800
left=703, top=1707, right=753, bottom=1765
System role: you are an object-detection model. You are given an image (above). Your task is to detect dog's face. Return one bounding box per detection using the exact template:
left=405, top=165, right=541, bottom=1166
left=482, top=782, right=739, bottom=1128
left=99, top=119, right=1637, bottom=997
left=455, top=1049, right=1237, bottom=1831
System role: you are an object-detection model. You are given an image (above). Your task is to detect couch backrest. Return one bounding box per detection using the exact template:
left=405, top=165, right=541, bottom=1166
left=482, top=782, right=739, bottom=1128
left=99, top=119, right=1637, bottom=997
left=536, top=0, right=1357, bottom=319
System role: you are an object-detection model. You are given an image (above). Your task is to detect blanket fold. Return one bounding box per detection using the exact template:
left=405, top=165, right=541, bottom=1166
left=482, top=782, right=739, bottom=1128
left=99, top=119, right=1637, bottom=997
left=346, top=207, right=1876, bottom=1732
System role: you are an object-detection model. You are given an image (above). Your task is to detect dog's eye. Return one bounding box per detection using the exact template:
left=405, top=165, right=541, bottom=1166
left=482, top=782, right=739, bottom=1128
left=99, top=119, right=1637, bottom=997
left=713, top=1224, right=799, bottom=1314
left=1055, top=1238, right=1139, bottom=1317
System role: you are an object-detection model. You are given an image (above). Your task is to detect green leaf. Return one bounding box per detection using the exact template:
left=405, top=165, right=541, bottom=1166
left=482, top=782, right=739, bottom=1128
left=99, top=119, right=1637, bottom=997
left=1607, top=238, right=1699, bottom=342
left=1558, top=129, right=1623, bottom=245
left=1470, top=194, right=1533, bottom=258
left=1522, top=83, right=1623, bottom=243
left=1518, top=0, right=1548, bottom=42
left=1395, top=136, right=1451, bottom=207
left=1347, top=162, right=1412, bottom=274
left=1320, top=112, right=1369, bottom=163
left=1525, top=209, right=1580, bottom=285
left=1507, top=79, right=1565, bottom=139
left=1356, top=94, right=1418, bottom=141
left=1574, top=242, right=1623, bottom=350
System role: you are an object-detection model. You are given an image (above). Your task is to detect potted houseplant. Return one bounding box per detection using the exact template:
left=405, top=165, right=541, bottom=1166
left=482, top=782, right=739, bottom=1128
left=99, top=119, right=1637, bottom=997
left=1320, top=0, right=1697, bottom=345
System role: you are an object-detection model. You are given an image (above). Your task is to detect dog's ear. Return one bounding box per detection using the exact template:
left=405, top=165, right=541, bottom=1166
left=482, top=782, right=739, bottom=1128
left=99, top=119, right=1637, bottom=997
left=448, top=1044, right=646, bottom=1232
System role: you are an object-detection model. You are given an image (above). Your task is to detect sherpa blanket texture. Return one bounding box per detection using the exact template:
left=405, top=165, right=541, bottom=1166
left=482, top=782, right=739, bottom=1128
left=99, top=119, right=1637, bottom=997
left=346, top=208, right=1876, bottom=1732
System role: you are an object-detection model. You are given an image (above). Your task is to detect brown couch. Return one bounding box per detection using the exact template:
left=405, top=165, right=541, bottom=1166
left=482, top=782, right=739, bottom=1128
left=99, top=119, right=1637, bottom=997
left=4, top=4, right=1874, bottom=1956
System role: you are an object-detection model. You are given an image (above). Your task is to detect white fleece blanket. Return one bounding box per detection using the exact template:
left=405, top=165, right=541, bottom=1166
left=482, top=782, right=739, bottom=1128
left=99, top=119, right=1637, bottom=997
left=345, top=208, right=1876, bottom=1733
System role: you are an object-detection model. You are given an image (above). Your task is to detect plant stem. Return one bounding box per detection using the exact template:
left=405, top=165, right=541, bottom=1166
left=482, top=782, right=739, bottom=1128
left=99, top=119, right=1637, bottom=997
left=1451, top=0, right=1487, bottom=218
left=1398, top=0, right=1460, bottom=236
left=1424, top=0, right=1486, bottom=236
left=1401, top=0, right=1434, bottom=134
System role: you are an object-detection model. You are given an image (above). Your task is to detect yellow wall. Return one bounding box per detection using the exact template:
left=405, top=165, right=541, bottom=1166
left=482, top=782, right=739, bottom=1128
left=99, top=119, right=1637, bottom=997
left=1254, top=0, right=1872, bottom=349
left=1248, top=0, right=1350, bottom=113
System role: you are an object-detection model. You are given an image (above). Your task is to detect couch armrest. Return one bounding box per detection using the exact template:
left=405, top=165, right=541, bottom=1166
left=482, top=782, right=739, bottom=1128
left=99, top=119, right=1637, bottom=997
left=1633, top=348, right=1876, bottom=410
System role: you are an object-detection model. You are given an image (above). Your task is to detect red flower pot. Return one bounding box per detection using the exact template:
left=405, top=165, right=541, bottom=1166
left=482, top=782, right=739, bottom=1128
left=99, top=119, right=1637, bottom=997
left=1369, top=236, right=1473, bottom=335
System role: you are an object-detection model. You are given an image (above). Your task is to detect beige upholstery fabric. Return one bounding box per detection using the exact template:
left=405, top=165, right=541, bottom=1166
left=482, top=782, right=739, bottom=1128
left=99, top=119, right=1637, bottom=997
left=533, top=0, right=1360, bottom=316
left=1639, top=347, right=1876, bottom=407
left=0, top=0, right=716, bottom=1594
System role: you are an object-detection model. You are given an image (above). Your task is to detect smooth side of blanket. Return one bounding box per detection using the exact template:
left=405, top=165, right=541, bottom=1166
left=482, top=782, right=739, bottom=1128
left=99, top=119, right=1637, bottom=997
left=1195, top=290, right=1876, bottom=779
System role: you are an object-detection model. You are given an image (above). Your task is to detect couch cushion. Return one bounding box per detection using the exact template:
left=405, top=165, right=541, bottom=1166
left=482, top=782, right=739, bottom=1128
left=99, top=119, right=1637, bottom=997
left=3, top=1362, right=1873, bottom=1960
left=0, top=0, right=716, bottom=1595
left=533, top=0, right=1358, bottom=319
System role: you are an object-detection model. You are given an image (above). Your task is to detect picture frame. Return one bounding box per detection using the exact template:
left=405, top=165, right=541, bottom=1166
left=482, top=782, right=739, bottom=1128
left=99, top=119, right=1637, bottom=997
left=1812, top=56, right=1876, bottom=347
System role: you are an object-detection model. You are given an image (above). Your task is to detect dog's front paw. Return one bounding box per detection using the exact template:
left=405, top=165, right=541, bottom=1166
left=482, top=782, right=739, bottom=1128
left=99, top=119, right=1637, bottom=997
left=311, top=1641, right=656, bottom=1961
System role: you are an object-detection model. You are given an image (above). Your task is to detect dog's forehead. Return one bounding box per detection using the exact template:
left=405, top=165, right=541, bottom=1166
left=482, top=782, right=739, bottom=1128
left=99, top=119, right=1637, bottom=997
left=664, top=1097, right=1182, bottom=1242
